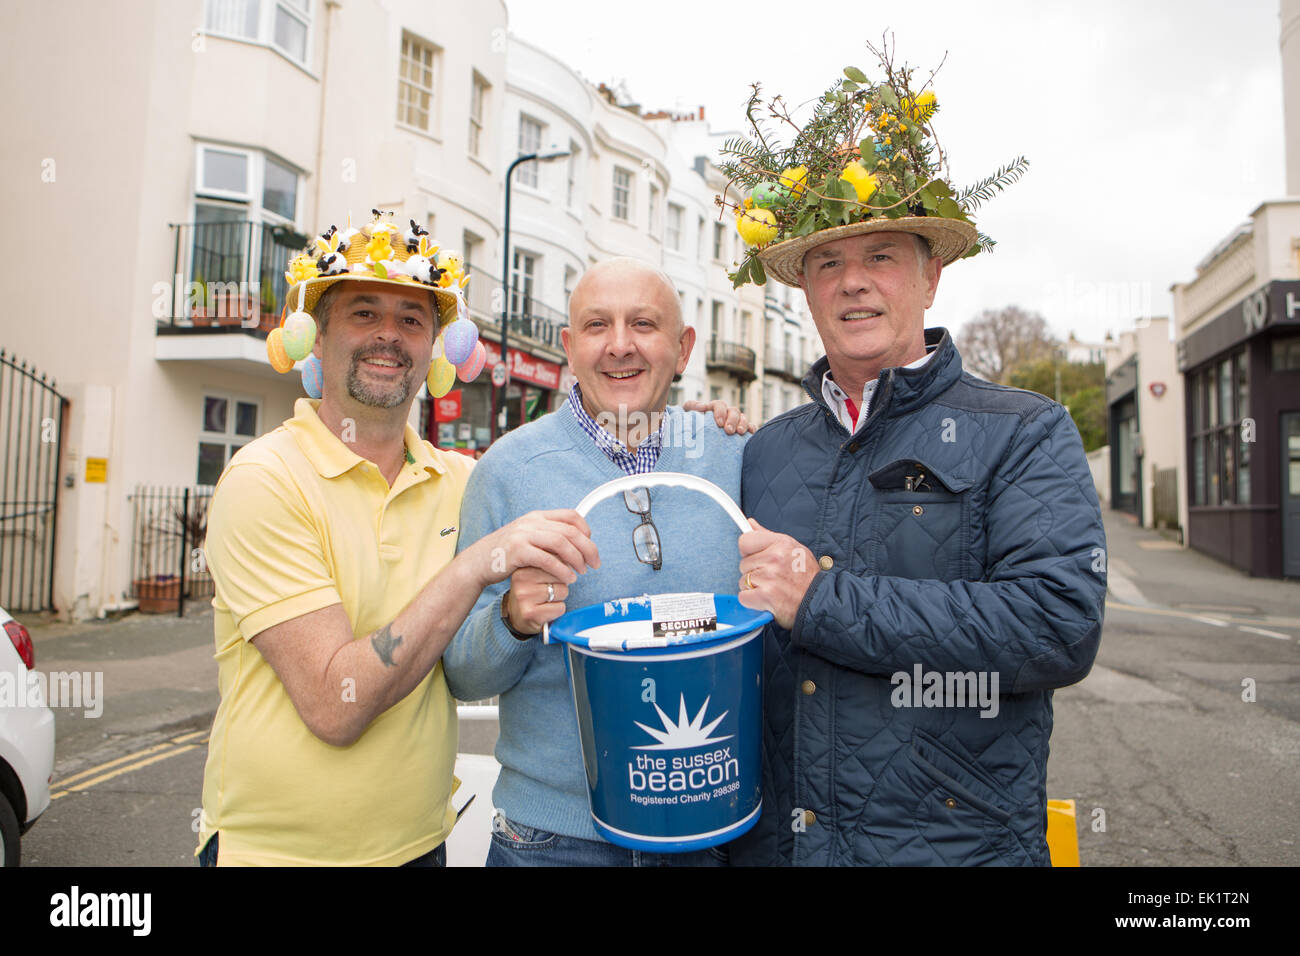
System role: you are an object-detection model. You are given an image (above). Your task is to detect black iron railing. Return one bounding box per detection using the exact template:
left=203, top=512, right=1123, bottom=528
left=763, top=348, right=801, bottom=381
left=161, top=220, right=308, bottom=333
left=0, top=351, right=66, bottom=613
left=464, top=268, right=567, bottom=352
left=128, top=485, right=214, bottom=617
left=706, top=339, right=757, bottom=381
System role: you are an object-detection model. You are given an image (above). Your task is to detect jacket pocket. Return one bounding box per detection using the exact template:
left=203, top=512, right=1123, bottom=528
left=854, top=729, right=1033, bottom=866
left=868, top=459, right=972, bottom=580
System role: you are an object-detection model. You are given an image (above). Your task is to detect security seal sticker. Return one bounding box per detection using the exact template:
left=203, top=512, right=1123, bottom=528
left=649, top=592, right=718, bottom=638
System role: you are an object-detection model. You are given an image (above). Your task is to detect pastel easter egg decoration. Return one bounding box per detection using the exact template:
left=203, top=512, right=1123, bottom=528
left=426, top=354, right=457, bottom=398
left=300, top=353, right=323, bottom=399
left=431, top=332, right=445, bottom=361
left=281, top=310, right=317, bottom=361
left=736, top=206, right=778, bottom=247
left=266, top=327, right=294, bottom=373
left=442, top=317, right=479, bottom=365
left=840, top=160, right=878, bottom=202
left=456, top=340, right=487, bottom=382
left=777, top=165, right=808, bottom=199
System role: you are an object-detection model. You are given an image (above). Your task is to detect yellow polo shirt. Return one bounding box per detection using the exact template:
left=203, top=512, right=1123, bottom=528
left=198, top=399, right=473, bottom=866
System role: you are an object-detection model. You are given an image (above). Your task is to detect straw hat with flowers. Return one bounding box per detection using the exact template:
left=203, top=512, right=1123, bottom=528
left=719, top=39, right=1028, bottom=288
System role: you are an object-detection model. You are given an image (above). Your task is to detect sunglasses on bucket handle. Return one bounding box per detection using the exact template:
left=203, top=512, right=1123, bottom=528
left=624, top=487, right=662, bottom=571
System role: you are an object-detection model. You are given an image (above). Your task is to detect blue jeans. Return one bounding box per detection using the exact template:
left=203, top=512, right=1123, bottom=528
left=486, top=812, right=729, bottom=867
left=197, top=833, right=445, bottom=867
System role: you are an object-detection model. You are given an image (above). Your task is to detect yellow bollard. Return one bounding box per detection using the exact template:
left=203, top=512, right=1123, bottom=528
left=1046, top=799, right=1080, bottom=867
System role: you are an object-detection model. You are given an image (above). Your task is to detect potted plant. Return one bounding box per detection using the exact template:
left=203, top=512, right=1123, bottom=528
left=257, top=280, right=281, bottom=333
left=213, top=284, right=245, bottom=327
left=131, top=497, right=208, bottom=611
left=189, top=271, right=213, bottom=327
left=135, top=574, right=181, bottom=614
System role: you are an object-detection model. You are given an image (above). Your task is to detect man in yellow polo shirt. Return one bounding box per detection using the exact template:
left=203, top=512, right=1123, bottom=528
left=197, top=215, right=599, bottom=865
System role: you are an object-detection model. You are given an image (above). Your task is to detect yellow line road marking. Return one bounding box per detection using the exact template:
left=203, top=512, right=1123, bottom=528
left=52, top=741, right=178, bottom=789
left=51, top=744, right=201, bottom=799
left=50, top=734, right=210, bottom=793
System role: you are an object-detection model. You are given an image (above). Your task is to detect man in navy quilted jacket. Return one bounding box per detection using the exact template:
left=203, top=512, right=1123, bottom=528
left=721, top=64, right=1106, bottom=866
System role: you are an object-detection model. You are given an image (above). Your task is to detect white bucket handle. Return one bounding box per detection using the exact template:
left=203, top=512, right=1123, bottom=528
left=542, top=472, right=750, bottom=644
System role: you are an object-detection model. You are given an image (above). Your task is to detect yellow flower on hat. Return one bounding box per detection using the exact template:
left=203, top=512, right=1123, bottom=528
left=840, top=161, right=878, bottom=202
left=736, top=206, right=778, bottom=246
left=778, top=165, right=809, bottom=198
left=908, top=90, right=937, bottom=122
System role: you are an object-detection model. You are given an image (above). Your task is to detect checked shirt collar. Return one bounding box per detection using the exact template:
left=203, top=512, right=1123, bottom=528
left=567, top=382, right=666, bottom=476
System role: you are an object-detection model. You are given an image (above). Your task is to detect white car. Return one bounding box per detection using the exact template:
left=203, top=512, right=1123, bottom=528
left=0, top=606, right=55, bottom=866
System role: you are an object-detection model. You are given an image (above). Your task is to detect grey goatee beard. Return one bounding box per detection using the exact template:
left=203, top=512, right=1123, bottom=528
left=346, top=346, right=414, bottom=408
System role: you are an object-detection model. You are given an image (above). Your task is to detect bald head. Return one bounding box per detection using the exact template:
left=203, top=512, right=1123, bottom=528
left=569, top=258, right=683, bottom=334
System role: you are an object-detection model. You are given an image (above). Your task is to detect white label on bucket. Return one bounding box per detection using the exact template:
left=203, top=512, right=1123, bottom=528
left=649, top=593, right=717, bottom=638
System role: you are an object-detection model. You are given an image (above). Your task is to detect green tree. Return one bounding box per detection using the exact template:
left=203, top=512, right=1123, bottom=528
left=1063, top=385, right=1106, bottom=452
left=957, top=306, right=1057, bottom=383
left=1007, top=358, right=1104, bottom=402
left=1007, top=359, right=1106, bottom=452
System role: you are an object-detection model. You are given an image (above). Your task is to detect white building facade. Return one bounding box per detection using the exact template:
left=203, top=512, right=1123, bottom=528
left=1, top=2, right=821, bottom=620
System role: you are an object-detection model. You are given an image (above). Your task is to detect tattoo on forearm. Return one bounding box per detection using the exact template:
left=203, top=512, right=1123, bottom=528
left=371, top=624, right=403, bottom=667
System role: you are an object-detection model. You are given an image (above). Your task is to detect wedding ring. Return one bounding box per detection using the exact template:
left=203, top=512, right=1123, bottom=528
left=546, top=583, right=556, bottom=603
left=744, top=573, right=754, bottom=590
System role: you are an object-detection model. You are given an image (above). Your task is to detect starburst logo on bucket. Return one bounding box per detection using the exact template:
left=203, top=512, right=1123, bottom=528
left=627, top=695, right=741, bottom=805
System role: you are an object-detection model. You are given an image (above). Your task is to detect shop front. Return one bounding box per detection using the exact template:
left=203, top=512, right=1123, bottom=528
left=421, top=340, right=567, bottom=456
left=1179, top=279, right=1300, bottom=577
left=1106, top=356, right=1141, bottom=518
left=481, top=340, right=566, bottom=435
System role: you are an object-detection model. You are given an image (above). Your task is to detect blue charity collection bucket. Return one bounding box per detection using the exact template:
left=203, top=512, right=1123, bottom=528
left=545, top=473, right=772, bottom=853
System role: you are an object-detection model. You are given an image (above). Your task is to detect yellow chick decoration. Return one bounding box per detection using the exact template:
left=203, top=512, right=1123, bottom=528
left=736, top=206, right=778, bottom=247
left=840, top=161, right=879, bottom=202
left=436, top=252, right=466, bottom=289
left=365, top=228, right=395, bottom=263
left=284, top=253, right=319, bottom=287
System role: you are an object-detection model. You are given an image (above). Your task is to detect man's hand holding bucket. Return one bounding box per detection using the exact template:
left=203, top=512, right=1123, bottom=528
left=736, top=518, right=819, bottom=630
left=468, top=509, right=600, bottom=637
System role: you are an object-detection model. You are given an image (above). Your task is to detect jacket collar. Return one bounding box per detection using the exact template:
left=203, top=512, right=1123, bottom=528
left=801, top=327, right=963, bottom=427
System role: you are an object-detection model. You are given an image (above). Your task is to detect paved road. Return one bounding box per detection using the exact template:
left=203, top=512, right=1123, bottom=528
left=13, top=509, right=1300, bottom=866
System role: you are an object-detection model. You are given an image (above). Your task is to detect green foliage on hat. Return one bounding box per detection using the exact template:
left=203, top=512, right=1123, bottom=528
left=717, top=37, right=1029, bottom=288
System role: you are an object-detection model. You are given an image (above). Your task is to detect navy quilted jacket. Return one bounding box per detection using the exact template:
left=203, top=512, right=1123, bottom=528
left=728, top=327, right=1105, bottom=866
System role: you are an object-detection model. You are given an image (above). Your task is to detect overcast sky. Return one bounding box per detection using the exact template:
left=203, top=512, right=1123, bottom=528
left=507, top=0, right=1287, bottom=345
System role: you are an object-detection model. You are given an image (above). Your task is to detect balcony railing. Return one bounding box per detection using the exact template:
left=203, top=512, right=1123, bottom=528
left=763, top=348, right=802, bottom=382
left=706, top=339, right=757, bottom=382
left=159, top=220, right=309, bottom=335
left=463, top=268, right=567, bottom=355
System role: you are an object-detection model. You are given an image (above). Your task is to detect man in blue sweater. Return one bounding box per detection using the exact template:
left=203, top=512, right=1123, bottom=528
left=444, top=258, right=750, bottom=866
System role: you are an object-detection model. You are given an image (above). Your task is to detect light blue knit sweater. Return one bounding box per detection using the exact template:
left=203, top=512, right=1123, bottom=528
left=444, top=402, right=748, bottom=841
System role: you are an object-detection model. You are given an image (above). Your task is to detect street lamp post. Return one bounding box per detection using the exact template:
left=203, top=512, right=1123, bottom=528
left=496, top=148, right=570, bottom=442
